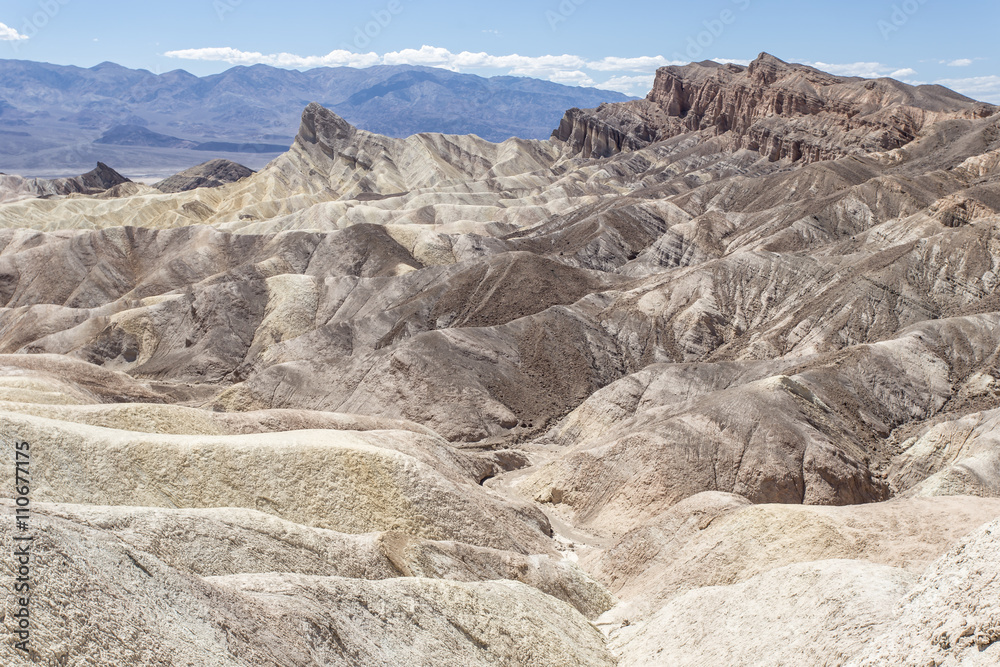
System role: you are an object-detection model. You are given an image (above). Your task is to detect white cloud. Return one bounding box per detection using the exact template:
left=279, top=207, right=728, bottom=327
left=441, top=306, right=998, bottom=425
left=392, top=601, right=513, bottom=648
left=168, top=44, right=592, bottom=83
left=801, top=61, right=920, bottom=82
left=806, top=61, right=893, bottom=78
left=457, top=51, right=586, bottom=75
left=588, top=56, right=682, bottom=72
left=712, top=58, right=752, bottom=66
left=175, top=46, right=905, bottom=96
left=547, top=70, right=596, bottom=87
left=380, top=45, right=454, bottom=68
left=0, top=22, right=28, bottom=41
left=600, top=74, right=656, bottom=96
left=163, top=47, right=381, bottom=69
left=166, top=45, right=615, bottom=89
left=935, top=76, right=1000, bottom=104
left=945, top=59, right=974, bottom=67
left=377, top=47, right=595, bottom=83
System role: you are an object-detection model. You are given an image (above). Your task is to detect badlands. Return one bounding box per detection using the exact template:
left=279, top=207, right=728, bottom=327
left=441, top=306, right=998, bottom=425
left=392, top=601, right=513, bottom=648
left=2, top=53, right=1000, bottom=665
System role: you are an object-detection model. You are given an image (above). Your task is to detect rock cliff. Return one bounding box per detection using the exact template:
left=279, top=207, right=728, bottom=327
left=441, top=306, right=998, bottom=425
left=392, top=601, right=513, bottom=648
left=554, top=52, right=996, bottom=162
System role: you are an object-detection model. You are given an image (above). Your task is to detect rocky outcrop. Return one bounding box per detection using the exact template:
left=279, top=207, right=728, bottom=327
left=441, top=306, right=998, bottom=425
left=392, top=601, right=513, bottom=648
left=551, top=105, right=665, bottom=159
left=153, top=159, right=254, bottom=193
left=0, top=162, right=129, bottom=203
left=613, top=560, right=917, bottom=667
left=591, top=493, right=1000, bottom=622
left=0, top=412, right=553, bottom=553
left=554, top=52, right=997, bottom=162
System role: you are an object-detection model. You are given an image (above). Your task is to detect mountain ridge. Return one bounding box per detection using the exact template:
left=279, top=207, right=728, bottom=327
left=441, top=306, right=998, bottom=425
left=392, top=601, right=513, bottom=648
left=0, top=58, right=634, bottom=176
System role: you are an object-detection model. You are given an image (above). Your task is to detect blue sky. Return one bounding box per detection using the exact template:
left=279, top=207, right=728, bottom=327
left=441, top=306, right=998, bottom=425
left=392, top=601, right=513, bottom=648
left=1, top=0, right=998, bottom=101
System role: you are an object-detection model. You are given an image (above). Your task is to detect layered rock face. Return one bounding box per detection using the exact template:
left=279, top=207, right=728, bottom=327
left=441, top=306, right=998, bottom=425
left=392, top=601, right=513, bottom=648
left=554, top=53, right=996, bottom=161
left=1, top=57, right=1000, bottom=665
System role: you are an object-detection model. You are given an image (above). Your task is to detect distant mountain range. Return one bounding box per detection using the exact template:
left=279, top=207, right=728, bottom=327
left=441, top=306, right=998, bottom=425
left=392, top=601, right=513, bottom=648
left=94, top=125, right=290, bottom=154
left=0, top=59, right=633, bottom=177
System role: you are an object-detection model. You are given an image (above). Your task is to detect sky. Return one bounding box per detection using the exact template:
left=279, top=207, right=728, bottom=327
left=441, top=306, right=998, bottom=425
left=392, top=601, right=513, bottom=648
left=1, top=0, right=998, bottom=102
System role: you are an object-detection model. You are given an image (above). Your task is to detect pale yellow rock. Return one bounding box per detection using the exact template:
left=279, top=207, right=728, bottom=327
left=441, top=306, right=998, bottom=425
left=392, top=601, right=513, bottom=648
left=851, top=519, right=1000, bottom=666
left=611, top=560, right=916, bottom=667
left=0, top=413, right=551, bottom=553
left=894, top=407, right=1000, bottom=498
left=591, top=492, right=1000, bottom=622
left=25, top=501, right=613, bottom=619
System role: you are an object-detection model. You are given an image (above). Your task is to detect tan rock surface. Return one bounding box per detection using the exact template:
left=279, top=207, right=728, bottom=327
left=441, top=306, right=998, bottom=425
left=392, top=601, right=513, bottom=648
left=851, top=518, right=1000, bottom=666
left=0, top=508, right=616, bottom=666
left=0, top=413, right=551, bottom=553
left=27, top=501, right=613, bottom=619
left=610, top=560, right=916, bottom=667
left=521, top=314, right=1000, bottom=534
left=894, top=406, right=1000, bottom=498
left=589, top=492, right=1000, bottom=622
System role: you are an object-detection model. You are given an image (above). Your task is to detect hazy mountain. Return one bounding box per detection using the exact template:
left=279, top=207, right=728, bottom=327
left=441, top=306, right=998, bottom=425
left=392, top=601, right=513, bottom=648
left=0, top=59, right=633, bottom=177
left=95, top=124, right=199, bottom=149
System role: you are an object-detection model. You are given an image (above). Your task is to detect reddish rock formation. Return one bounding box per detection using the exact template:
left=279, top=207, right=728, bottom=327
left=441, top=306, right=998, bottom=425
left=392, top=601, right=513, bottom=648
left=554, top=52, right=996, bottom=162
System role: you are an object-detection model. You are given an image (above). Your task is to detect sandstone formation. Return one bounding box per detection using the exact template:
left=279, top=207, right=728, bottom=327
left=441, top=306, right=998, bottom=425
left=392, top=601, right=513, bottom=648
left=153, top=159, right=255, bottom=193
left=0, top=162, right=129, bottom=203
left=893, top=406, right=1000, bottom=498
left=1, top=54, right=999, bottom=664
left=1, top=412, right=552, bottom=552
left=589, top=493, right=1000, bottom=622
